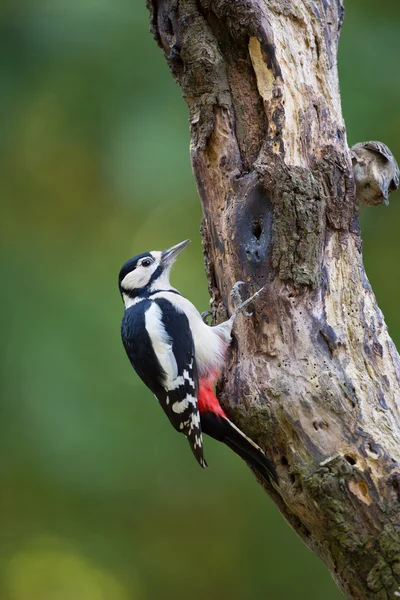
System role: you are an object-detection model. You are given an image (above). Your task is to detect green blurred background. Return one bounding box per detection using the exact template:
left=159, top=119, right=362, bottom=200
left=0, top=1, right=399, bottom=599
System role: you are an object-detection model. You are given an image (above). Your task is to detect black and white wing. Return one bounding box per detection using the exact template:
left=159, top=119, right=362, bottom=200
left=121, top=298, right=206, bottom=468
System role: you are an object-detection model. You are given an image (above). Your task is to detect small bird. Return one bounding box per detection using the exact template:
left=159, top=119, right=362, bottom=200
left=119, top=239, right=277, bottom=484
left=351, top=141, right=399, bottom=207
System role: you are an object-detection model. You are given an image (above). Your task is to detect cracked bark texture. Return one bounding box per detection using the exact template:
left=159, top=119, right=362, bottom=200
left=146, top=0, right=400, bottom=597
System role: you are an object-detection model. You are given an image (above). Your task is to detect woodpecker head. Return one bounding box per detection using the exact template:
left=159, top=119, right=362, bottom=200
left=119, top=239, right=190, bottom=304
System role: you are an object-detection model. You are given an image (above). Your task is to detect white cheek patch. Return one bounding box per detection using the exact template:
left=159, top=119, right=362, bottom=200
left=121, top=268, right=151, bottom=290
left=121, top=261, right=159, bottom=290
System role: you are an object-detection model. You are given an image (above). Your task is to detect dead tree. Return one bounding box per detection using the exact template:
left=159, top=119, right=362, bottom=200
left=145, top=1, right=400, bottom=597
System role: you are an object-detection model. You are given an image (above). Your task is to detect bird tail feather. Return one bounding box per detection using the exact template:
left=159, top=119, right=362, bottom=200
left=198, top=387, right=278, bottom=485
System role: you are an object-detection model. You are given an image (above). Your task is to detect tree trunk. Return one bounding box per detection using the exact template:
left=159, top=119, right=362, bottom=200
left=146, top=0, right=400, bottom=597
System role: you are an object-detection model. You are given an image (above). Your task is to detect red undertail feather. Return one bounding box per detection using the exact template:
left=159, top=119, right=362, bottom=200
left=198, top=385, right=226, bottom=418
left=198, top=384, right=279, bottom=485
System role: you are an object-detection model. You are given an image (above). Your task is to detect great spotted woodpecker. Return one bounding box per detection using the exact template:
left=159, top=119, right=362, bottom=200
left=119, top=239, right=278, bottom=485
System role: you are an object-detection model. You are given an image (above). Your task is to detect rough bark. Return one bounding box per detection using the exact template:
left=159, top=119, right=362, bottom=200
left=146, top=0, right=400, bottom=597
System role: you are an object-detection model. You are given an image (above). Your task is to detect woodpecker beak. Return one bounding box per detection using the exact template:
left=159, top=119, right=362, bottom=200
left=161, top=239, right=190, bottom=267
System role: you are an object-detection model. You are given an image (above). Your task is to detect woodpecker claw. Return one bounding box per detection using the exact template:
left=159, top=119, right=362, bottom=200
left=231, top=281, right=251, bottom=317
left=201, top=310, right=212, bottom=324
left=231, top=282, right=252, bottom=316
left=231, top=281, right=265, bottom=318
left=231, top=281, right=246, bottom=309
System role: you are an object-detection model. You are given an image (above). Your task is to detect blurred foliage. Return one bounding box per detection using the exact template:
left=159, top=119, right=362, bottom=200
left=0, top=1, right=399, bottom=599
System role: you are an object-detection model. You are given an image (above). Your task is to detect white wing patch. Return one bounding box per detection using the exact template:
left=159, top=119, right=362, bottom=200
left=172, top=394, right=197, bottom=414
left=144, top=303, right=178, bottom=382
left=145, top=304, right=197, bottom=401
left=183, top=369, right=195, bottom=387
left=172, top=400, right=187, bottom=414
left=149, top=291, right=228, bottom=379
left=144, top=298, right=206, bottom=469
left=168, top=369, right=195, bottom=392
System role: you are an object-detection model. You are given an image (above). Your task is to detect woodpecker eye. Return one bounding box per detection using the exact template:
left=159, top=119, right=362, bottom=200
left=141, top=258, right=152, bottom=267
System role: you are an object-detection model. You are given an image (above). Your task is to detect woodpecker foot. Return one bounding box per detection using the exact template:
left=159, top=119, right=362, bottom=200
left=231, top=281, right=253, bottom=317
left=231, top=281, right=265, bottom=318
left=231, top=281, right=246, bottom=310
left=201, top=310, right=212, bottom=324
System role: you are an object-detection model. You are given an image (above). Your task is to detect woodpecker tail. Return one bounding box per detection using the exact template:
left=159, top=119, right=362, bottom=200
left=198, top=386, right=278, bottom=486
